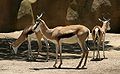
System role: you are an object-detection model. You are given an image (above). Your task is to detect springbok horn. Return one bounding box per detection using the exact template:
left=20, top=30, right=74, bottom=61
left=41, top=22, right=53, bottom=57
left=37, top=13, right=43, bottom=19
left=98, top=18, right=103, bottom=22
left=103, top=17, right=107, bottom=21
left=39, top=13, right=43, bottom=18
left=103, top=17, right=111, bottom=22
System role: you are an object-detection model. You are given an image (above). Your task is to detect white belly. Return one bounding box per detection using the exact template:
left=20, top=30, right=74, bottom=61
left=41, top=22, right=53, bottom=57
left=61, top=35, right=78, bottom=44
left=49, top=35, right=78, bottom=44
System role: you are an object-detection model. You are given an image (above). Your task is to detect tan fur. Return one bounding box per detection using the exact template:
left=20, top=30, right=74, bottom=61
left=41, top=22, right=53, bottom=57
left=92, top=18, right=111, bottom=59
left=35, top=18, right=90, bottom=69
left=10, top=25, right=49, bottom=61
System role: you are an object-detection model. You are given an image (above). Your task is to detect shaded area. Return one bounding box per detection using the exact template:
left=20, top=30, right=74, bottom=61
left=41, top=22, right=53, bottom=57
left=29, top=67, right=87, bottom=70
left=0, top=0, right=120, bottom=33
left=0, top=38, right=115, bottom=62
left=87, top=40, right=113, bottom=51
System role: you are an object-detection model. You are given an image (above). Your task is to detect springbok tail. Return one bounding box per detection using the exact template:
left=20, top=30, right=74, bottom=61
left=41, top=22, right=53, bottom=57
left=94, top=28, right=100, bottom=41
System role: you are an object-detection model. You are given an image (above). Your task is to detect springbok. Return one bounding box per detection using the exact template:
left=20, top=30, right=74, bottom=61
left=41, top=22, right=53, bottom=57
left=32, top=13, right=90, bottom=68
left=10, top=21, right=49, bottom=61
left=92, top=17, right=111, bottom=59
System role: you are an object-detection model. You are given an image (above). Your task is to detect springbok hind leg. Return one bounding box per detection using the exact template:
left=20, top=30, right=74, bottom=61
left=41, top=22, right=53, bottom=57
left=35, top=32, right=43, bottom=57
left=103, top=35, right=106, bottom=58
left=93, top=41, right=96, bottom=59
left=58, top=42, right=62, bottom=68
left=96, top=42, right=100, bottom=59
left=27, top=35, right=33, bottom=60
left=82, top=46, right=89, bottom=68
left=76, top=40, right=87, bottom=69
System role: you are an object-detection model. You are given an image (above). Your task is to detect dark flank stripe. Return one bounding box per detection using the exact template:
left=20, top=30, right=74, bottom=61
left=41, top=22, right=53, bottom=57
left=57, top=32, right=75, bottom=40
left=98, top=29, right=101, bottom=36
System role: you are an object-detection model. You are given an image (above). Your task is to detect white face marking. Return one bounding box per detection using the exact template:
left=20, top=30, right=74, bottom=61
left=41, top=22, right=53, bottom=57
left=95, top=28, right=99, bottom=32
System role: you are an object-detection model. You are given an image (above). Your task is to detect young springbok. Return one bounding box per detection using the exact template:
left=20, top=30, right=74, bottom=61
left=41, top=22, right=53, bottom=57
left=32, top=13, right=90, bottom=68
left=10, top=21, right=49, bottom=61
left=92, top=17, right=111, bottom=59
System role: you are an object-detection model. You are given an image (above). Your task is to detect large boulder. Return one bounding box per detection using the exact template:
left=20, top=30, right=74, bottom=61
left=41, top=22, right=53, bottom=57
left=0, top=0, right=119, bottom=33
left=0, top=0, right=34, bottom=32
left=0, top=0, right=22, bottom=32
left=31, top=0, right=120, bottom=33
left=67, top=0, right=120, bottom=33
left=31, top=0, right=71, bottom=28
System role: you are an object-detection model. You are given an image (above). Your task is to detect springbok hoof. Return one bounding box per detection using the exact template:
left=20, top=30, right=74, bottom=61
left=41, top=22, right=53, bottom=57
left=76, top=66, right=80, bottom=69
left=58, top=65, right=61, bottom=69
left=81, top=65, right=87, bottom=69
left=53, top=65, right=57, bottom=68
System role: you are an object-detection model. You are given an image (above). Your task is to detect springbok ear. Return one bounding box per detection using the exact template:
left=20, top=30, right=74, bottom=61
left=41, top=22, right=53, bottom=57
left=103, top=17, right=111, bottom=22
left=8, top=42, right=12, bottom=45
left=103, top=17, right=107, bottom=21
left=98, top=18, right=103, bottom=22
left=39, top=13, right=43, bottom=18
left=107, top=19, right=111, bottom=22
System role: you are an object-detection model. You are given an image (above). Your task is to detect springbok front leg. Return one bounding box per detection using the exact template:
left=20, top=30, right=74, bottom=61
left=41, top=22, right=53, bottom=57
left=27, top=35, right=33, bottom=60
left=53, top=41, right=59, bottom=68
left=44, top=38, right=50, bottom=61
left=35, top=31, right=50, bottom=61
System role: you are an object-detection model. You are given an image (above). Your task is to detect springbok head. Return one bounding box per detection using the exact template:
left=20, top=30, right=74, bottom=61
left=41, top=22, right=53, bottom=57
left=9, top=42, right=18, bottom=54
left=98, top=17, right=111, bottom=31
left=32, top=13, right=44, bottom=31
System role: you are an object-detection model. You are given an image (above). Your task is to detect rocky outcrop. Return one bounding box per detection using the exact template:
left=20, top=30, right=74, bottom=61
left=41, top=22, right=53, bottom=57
left=68, top=0, right=120, bottom=33
left=0, top=0, right=22, bottom=32
left=0, top=0, right=119, bottom=33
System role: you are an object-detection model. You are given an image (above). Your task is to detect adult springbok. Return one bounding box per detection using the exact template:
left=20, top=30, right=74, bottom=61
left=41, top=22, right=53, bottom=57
left=92, top=17, right=111, bottom=59
left=10, top=19, right=49, bottom=61
left=32, top=13, right=90, bottom=68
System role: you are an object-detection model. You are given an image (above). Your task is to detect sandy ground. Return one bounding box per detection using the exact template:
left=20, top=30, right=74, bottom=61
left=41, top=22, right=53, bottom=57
left=0, top=31, right=120, bottom=74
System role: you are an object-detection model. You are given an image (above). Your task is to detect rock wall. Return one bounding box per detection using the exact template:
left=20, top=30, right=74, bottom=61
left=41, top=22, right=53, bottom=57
left=0, top=0, right=120, bottom=33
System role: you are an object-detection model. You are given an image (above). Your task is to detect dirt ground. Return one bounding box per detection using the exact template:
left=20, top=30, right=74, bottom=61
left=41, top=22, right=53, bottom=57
left=0, top=31, right=120, bottom=74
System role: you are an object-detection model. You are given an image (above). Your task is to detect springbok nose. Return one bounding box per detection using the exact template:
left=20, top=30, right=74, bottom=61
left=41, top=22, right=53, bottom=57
left=11, top=46, right=18, bottom=54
